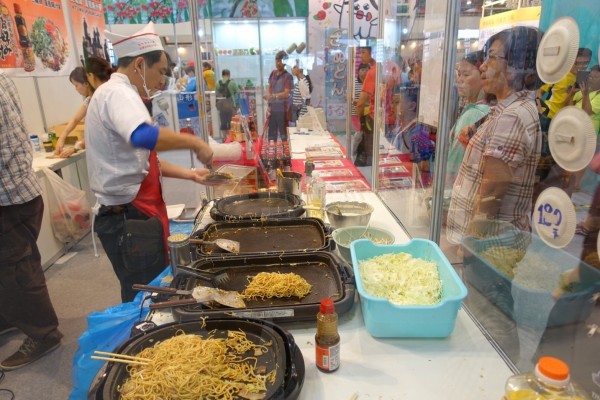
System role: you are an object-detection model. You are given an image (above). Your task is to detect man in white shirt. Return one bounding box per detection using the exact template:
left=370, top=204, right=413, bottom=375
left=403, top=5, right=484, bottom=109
left=89, top=23, right=214, bottom=302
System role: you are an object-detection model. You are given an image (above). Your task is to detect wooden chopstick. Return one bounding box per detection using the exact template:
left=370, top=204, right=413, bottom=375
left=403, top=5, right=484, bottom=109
left=92, top=350, right=150, bottom=365
left=91, top=356, right=148, bottom=365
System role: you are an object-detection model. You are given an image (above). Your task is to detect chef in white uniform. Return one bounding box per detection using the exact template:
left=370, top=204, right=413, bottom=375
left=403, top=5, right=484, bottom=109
left=86, top=23, right=213, bottom=302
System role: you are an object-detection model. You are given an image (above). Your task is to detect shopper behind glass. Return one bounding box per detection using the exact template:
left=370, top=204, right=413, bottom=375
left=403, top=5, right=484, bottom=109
left=291, top=65, right=312, bottom=123
left=355, top=46, right=377, bottom=166
left=350, top=63, right=370, bottom=161
left=202, top=61, right=216, bottom=91
left=447, top=26, right=542, bottom=244
left=184, top=61, right=197, bottom=92
left=0, top=71, right=63, bottom=371
left=95, top=23, right=214, bottom=302
left=55, top=57, right=113, bottom=158
left=265, top=50, right=293, bottom=141
left=446, top=51, right=492, bottom=188
left=535, top=48, right=592, bottom=197
left=216, top=69, right=238, bottom=138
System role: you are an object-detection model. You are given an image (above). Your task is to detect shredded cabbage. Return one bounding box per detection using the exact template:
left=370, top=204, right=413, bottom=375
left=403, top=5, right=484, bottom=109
left=359, top=252, right=442, bottom=305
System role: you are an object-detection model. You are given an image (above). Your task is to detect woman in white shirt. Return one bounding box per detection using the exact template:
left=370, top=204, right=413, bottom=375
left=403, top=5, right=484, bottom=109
left=291, top=65, right=312, bottom=122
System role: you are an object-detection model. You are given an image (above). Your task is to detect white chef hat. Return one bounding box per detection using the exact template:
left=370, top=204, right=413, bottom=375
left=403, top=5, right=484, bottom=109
left=105, top=22, right=164, bottom=59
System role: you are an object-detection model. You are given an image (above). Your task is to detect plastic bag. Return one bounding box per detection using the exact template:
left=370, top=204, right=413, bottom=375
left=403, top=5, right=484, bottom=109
left=40, top=167, right=92, bottom=243
left=69, top=268, right=170, bottom=400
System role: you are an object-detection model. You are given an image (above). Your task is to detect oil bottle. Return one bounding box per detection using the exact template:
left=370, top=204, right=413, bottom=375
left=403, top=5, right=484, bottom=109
left=315, top=298, right=340, bottom=372
left=503, top=356, right=591, bottom=399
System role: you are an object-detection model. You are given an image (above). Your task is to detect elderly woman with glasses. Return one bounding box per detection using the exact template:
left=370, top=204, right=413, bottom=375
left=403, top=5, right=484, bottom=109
left=446, top=26, right=543, bottom=244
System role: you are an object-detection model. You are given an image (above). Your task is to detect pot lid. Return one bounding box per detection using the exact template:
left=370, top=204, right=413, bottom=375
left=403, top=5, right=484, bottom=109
left=548, top=106, right=597, bottom=172
left=536, top=17, right=580, bottom=84
left=533, top=187, right=576, bottom=248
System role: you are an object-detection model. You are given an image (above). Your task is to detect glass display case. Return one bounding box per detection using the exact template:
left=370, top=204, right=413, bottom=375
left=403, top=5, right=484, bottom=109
left=362, top=0, right=600, bottom=395
left=212, top=18, right=307, bottom=137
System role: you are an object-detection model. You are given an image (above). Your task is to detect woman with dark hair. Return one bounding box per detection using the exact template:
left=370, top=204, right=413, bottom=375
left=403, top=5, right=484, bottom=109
left=446, top=51, right=493, bottom=187
left=291, top=65, right=312, bottom=122
left=447, top=26, right=543, bottom=244
left=55, top=57, right=113, bottom=156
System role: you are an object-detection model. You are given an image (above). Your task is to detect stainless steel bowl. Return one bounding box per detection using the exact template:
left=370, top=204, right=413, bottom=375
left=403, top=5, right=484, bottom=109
left=326, top=201, right=374, bottom=229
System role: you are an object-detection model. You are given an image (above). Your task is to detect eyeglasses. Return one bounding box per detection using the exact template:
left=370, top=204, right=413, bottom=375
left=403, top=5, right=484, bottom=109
left=484, top=54, right=507, bottom=63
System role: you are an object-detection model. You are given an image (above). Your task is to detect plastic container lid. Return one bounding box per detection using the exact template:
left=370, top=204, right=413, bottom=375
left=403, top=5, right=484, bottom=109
left=320, top=298, right=335, bottom=314
left=548, top=106, right=597, bottom=172
left=535, top=356, right=570, bottom=386
left=30, top=134, right=39, bottom=139
left=536, top=17, right=580, bottom=84
left=533, top=187, right=576, bottom=249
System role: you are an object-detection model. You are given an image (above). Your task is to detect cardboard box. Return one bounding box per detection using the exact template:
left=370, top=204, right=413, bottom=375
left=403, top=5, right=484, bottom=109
left=50, top=123, right=85, bottom=141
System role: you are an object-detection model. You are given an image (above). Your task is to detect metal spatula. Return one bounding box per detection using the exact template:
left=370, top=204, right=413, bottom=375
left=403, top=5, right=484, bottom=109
left=134, top=284, right=245, bottom=309
left=189, top=238, right=240, bottom=253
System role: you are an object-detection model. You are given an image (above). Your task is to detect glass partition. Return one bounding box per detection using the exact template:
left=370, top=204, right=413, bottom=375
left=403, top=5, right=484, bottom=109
left=371, top=0, right=600, bottom=395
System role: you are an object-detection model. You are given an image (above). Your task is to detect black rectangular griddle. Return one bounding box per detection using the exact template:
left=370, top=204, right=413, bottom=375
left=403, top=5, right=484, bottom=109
left=172, top=251, right=355, bottom=323
left=190, top=218, right=333, bottom=258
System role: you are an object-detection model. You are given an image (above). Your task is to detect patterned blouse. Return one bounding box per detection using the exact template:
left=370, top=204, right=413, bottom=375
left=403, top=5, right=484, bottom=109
left=446, top=90, right=541, bottom=244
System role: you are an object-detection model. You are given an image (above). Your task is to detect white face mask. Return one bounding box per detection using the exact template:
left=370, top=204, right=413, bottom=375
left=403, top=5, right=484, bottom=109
left=137, top=62, right=152, bottom=98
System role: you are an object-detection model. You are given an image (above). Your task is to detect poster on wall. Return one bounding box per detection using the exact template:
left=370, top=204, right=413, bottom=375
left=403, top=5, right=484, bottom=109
left=103, top=0, right=307, bottom=24
left=71, top=0, right=110, bottom=64
left=0, top=0, right=75, bottom=76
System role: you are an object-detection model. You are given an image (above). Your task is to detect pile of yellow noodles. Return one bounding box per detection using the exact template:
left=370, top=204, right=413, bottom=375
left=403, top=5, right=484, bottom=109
left=118, top=330, right=276, bottom=400
left=242, top=272, right=312, bottom=300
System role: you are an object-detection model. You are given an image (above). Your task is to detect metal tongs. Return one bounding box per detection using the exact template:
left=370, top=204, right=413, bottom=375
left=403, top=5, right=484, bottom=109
left=133, top=284, right=246, bottom=309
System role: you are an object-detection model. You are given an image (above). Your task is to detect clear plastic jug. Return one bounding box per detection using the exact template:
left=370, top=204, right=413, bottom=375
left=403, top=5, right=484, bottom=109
left=503, top=357, right=591, bottom=400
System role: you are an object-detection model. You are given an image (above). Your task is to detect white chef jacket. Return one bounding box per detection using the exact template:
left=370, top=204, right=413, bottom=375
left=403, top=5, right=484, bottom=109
left=85, top=73, right=152, bottom=206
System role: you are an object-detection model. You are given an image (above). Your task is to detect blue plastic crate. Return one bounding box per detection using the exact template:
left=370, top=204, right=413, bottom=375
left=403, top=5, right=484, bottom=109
left=350, top=238, right=468, bottom=338
left=462, top=234, right=600, bottom=329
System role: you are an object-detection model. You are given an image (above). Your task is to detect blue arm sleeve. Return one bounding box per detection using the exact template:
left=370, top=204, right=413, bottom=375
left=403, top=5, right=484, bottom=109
left=130, top=123, right=159, bottom=150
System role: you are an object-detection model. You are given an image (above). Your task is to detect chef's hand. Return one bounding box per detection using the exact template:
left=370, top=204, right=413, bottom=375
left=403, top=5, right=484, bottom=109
left=194, top=140, right=213, bottom=165
left=54, top=136, right=66, bottom=155
left=188, top=168, right=211, bottom=184
left=58, top=147, right=76, bottom=158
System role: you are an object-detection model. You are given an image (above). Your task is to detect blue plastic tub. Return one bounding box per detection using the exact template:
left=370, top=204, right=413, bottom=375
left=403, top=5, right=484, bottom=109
left=350, top=238, right=468, bottom=338
left=462, top=234, right=600, bottom=329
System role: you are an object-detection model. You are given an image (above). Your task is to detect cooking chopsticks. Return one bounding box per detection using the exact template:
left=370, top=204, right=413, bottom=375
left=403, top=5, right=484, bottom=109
left=91, top=350, right=150, bottom=365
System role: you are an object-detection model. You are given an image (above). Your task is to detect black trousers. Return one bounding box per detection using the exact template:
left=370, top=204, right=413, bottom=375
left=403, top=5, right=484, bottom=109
left=0, top=196, right=62, bottom=341
left=94, top=204, right=166, bottom=303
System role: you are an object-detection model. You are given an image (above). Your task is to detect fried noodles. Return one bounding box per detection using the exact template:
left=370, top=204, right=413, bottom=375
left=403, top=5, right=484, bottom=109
left=242, top=272, right=312, bottom=300
left=118, top=330, right=276, bottom=399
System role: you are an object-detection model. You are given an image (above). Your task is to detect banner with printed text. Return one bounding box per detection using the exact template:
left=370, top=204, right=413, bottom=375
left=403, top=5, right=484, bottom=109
left=70, top=0, right=110, bottom=65
left=0, top=0, right=76, bottom=76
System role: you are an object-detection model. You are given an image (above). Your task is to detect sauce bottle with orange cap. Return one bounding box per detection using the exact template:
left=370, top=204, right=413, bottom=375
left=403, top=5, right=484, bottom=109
left=315, top=298, right=340, bottom=372
left=503, top=356, right=591, bottom=399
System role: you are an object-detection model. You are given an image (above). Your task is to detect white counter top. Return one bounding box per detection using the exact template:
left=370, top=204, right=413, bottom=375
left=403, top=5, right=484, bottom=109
left=150, top=191, right=512, bottom=399
left=32, top=149, right=86, bottom=173
left=288, top=127, right=341, bottom=161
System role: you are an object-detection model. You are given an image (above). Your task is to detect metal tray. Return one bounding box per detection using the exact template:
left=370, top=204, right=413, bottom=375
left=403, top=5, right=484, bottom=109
left=190, top=217, right=333, bottom=258
left=173, top=252, right=355, bottom=323
left=96, top=318, right=304, bottom=400
left=210, top=192, right=304, bottom=221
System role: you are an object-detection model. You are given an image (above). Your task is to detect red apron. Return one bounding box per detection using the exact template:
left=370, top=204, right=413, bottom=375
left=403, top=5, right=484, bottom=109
left=131, top=151, right=170, bottom=260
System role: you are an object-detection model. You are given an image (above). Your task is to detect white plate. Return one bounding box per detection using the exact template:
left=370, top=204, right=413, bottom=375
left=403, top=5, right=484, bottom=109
left=536, top=17, right=580, bottom=84
left=533, top=187, right=576, bottom=248
left=166, top=204, right=185, bottom=220
left=548, top=106, right=596, bottom=172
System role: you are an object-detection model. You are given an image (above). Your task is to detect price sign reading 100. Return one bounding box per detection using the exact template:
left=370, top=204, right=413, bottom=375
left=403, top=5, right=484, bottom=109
left=537, top=203, right=562, bottom=239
